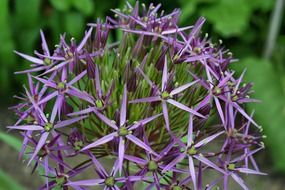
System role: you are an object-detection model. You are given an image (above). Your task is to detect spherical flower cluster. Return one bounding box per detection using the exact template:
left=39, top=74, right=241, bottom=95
left=9, top=2, right=265, bottom=190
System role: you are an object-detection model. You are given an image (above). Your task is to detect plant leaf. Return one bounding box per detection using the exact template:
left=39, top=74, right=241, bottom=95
left=201, top=0, right=251, bottom=37
left=72, top=0, right=95, bottom=16
left=0, top=169, right=24, bottom=190
left=0, top=132, right=22, bottom=151
left=49, top=0, right=72, bottom=11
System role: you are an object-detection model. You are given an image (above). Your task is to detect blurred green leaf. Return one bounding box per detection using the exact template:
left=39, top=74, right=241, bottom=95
left=64, top=12, right=85, bottom=39
left=0, top=132, right=25, bottom=190
left=236, top=57, right=285, bottom=173
left=72, top=0, right=95, bottom=16
left=14, top=0, right=40, bottom=28
left=179, top=0, right=199, bottom=22
left=0, top=131, right=46, bottom=182
left=0, top=132, right=22, bottom=151
left=0, top=169, right=24, bottom=190
left=248, top=0, right=274, bottom=11
left=0, top=0, right=15, bottom=91
left=49, top=0, right=72, bottom=11
left=201, top=0, right=251, bottom=37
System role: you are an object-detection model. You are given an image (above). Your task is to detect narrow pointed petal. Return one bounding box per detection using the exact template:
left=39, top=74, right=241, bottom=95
left=15, top=66, right=47, bottom=74
left=33, top=76, right=57, bottom=89
left=68, top=70, right=87, bottom=85
left=67, top=179, right=104, bottom=186
left=89, top=153, right=108, bottom=177
left=120, top=86, right=128, bottom=127
left=40, top=30, right=50, bottom=56
left=118, top=137, right=125, bottom=175
left=167, top=99, right=205, bottom=118
left=234, top=69, right=246, bottom=94
left=50, top=96, right=62, bottom=123
left=195, top=131, right=224, bottom=148
left=194, top=155, right=226, bottom=174
left=236, top=168, right=267, bottom=175
left=170, top=80, right=199, bottom=96
left=122, top=29, right=167, bottom=41
left=68, top=107, right=95, bottom=116
left=188, top=156, right=197, bottom=190
left=162, top=25, right=194, bottom=35
left=128, top=113, right=162, bottom=131
left=162, top=153, right=186, bottom=173
left=24, top=86, right=48, bottom=123
left=34, top=52, right=64, bottom=61
left=162, top=56, right=168, bottom=91
left=232, top=102, right=258, bottom=127
left=126, top=134, right=158, bottom=156
left=187, top=114, right=193, bottom=147
left=162, top=101, right=170, bottom=131
left=67, top=87, right=95, bottom=105
left=81, top=132, right=116, bottom=151
left=28, top=132, right=49, bottom=165
left=130, top=96, right=161, bottom=104
left=41, top=60, right=70, bottom=76
left=179, top=17, right=206, bottom=56
left=124, top=155, right=148, bottom=165
left=14, top=51, right=43, bottom=64
left=217, top=72, right=235, bottom=88
left=184, top=54, right=211, bottom=63
left=77, top=27, right=93, bottom=52
left=93, top=109, right=118, bottom=130
left=54, top=115, right=87, bottom=129
left=7, top=125, right=43, bottom=131
left=38, top=91, right=58, bottom=105
left=224, top=174, right=229, bottom=190
left=230, top=173, right=249, bottom=190
left=214, top=97, right=226, bottom=128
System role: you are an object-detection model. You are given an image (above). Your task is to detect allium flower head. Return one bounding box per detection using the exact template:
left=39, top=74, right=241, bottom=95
left=9, top=2, right=265, bottom=190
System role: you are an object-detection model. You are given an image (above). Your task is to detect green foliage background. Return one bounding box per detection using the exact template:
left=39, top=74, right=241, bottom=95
left=0, top=0, right=284, bottom=188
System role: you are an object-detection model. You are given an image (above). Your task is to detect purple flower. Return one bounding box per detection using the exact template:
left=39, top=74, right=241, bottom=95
left=8, top=109, right=87, bottom=165
left=67, top=153, right=144, bottom=189
left=130, top=58, right=205, bottom=131
left=81, top=86, right=161, bottom=174
left=8, top=2, right=266, bottom=189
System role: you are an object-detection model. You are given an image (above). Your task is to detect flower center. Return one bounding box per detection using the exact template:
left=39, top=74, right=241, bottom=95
left=193, top=47, right=201, bottom=54
left=73, top=140, right=84, bottom=151
left=43, top=58, right=52, bottom=65
left=212, top=86, right=222, bottom=96
left=118, top=126, right=130, bottom=137
left=57, top=82, right=66, bottom=90
left=105, top=177, right=115, bottom=187
left=147, top=160, right=158, bottom=171
left=161, top=91, right=170, bottom=99
left=44, top=123, right=53, bottom=132
left=187, top=146, right=197, bottom=155
left=227, top=163, right=236, bottom=170
left=56, top=175, right=67, bottom=186
left=231, top=94, right=239, bottom=102
left=95, top=99, right=104, bottom=108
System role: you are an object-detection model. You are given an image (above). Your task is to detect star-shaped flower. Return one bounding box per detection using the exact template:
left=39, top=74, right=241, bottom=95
left=7, top=107, right=87, bottom=165
left=81, top=86, right=161, bottom=174
left=130, top=56, right=205, bottom=131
